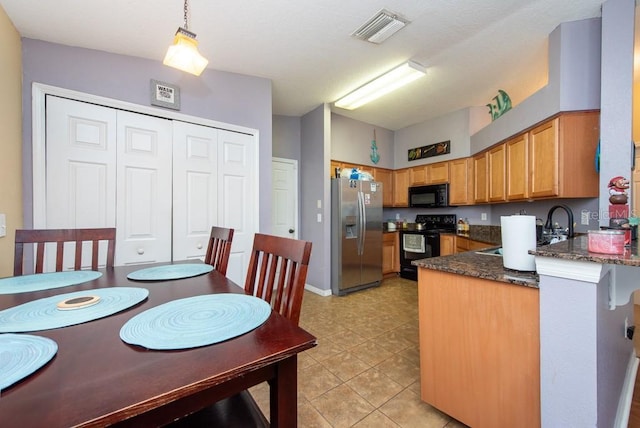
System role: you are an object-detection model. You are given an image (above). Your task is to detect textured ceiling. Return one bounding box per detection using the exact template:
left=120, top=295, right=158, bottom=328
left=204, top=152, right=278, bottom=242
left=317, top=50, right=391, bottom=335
left=0, top=0, right=606, bottom=130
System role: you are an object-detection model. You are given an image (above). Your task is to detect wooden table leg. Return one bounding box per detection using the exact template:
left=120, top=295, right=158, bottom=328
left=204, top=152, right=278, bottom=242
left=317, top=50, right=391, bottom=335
left=270, top=355, right=298, bottom=427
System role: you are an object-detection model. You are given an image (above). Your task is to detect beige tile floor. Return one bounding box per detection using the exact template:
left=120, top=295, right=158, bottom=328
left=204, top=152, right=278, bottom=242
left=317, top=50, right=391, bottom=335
left=249, top=277, right=468, bottom=427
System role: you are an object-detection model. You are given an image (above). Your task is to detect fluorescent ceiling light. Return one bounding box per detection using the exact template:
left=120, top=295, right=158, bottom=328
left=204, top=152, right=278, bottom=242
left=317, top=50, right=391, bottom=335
left=334, top=61, right=426, bottom=110
left=163, top=0, right=208, bottom=76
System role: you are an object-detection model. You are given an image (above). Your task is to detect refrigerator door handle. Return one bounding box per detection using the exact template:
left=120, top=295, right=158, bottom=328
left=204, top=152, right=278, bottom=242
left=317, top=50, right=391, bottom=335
left=357, top=190, right=364, bottom=256
left=360, top=191, right=367, bottom=253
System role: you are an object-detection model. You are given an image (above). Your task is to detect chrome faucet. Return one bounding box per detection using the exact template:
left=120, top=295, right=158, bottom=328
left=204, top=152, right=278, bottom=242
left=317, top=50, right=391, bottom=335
left=544, top=204, right=574, bottom=238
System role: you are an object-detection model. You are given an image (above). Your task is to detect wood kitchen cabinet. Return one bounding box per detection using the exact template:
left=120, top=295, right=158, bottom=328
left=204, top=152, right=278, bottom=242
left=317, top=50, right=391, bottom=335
left=455, top=236, right=492, bottom=253
left=418, top=269, right=540, bottom=427
left=449, top=157, right=473, bottom=205
left=393, top=168, right=410, bottom=206
left=473, top=152, right=488, bottom=203
left=382, top=232, right=400, bottom=276
left=506, top=133, right=529, bottom=200
left=487, top=144, right=506, bottom=202
left=374, top=168, right=394, bottom=207
left=410, top=161, right=449, bottom=186
left=528, top=111, right=599, bottom=198
left=439, top=234, right=456, bottom=256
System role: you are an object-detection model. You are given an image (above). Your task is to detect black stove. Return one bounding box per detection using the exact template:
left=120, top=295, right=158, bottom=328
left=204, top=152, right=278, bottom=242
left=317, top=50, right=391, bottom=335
left=399, top=214, right=457, bottom=280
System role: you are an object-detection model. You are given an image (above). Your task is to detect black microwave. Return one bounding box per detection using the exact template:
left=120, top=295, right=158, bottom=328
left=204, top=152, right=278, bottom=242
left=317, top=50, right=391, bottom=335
left=408, top=183, right=449, bottom=208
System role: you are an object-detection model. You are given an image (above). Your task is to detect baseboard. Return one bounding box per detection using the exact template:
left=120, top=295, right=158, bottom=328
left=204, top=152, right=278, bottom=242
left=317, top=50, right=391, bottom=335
left=304, top=283, right=332, bottom=296
left=614, top=349, right=638, bottom=428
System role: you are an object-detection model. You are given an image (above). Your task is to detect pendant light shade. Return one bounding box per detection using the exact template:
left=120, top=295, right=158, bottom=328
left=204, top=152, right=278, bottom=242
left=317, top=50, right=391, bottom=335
left=163, top=28, right=208, bottom=76
left=163, top=0, right=208, bottom=76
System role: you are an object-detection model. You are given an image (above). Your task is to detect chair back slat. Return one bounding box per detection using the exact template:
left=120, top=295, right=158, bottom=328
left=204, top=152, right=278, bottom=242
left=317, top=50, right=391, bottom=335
left=14, top=228, right=116, bottom=276
left=204, top=226, right=234, bottom=276
left=244, top=233, right=312, bottom=326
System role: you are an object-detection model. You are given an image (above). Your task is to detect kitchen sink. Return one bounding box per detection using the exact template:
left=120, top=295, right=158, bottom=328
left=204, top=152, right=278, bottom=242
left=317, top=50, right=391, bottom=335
left=475, top=247, right=503, bottom=256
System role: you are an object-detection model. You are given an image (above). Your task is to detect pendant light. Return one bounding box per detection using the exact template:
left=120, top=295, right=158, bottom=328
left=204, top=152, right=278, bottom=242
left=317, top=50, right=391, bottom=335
left=163, top=0, right=209, bottom=76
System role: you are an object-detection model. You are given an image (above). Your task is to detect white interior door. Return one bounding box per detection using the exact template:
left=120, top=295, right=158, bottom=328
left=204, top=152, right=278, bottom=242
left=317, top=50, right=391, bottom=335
left=271, top=158, right=298, bottom=239
left=172, top=121, right=219, bottom=261
left=218, top=130, right=256, bottom=285
left=116, top=111, right=173, bottom=265
left=45, top=96, right=117, bottom=269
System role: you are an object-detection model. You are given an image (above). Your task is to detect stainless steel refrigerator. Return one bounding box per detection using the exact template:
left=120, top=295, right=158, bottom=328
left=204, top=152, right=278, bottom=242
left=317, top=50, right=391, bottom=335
left=331, top=178, right=382, bottom=295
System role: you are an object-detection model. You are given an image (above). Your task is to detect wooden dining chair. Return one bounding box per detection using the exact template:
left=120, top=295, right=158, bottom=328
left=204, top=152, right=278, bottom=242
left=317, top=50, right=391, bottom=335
left=203, top=226, right=234, bottom=276
left=13, top=228, right=116, bottom=276
left=243, top=233, right=313, bottom=326
left=169, top=233, right=313, bottom=427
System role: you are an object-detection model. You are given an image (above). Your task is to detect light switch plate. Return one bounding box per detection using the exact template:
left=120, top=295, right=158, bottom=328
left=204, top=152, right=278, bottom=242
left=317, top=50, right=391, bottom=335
left=0, top=213, right=5, bottom=237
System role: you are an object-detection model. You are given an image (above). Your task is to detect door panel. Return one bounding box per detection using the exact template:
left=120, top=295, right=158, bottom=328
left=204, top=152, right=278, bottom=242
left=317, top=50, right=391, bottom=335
left=218, top=130, right=256, bottom=285
left=272, top=159, right=298, bottom=239
left=45, top=96, right=116, bottom=270
left=172, top=121, right=218, bottom=262
left=116, top=111, right=172, bottom=265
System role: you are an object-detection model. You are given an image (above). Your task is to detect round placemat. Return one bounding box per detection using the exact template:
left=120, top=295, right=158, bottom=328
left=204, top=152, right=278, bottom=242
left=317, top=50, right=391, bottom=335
left=0, top=333, right=58, bottom=391
left=127, top=264, right=214, bottom=281
left=0, top=287, right=149, bottom=333
left=120, top=294, right=271, bottom=350
left=0, top=271, right=103, bottom=294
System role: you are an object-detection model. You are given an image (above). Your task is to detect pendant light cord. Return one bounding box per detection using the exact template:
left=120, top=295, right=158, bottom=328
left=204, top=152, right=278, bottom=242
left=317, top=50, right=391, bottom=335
left=183, top=0, right=189, bottom=30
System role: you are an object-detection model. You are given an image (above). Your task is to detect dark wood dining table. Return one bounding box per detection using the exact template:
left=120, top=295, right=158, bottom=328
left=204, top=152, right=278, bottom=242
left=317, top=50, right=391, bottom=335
left=0, top=263, right=316, bottom=427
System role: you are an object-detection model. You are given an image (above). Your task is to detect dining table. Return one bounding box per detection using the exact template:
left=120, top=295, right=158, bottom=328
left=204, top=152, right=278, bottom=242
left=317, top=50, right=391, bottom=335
left=0, top=262, right=317, bottom=427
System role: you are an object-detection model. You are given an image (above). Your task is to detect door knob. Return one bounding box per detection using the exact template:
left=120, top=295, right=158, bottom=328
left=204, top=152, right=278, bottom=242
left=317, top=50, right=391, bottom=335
left=137, top=248, right=145, bottom=255
left=289, top=229, right=295, bottom=233
left=197, top=243, right=203, bottom=249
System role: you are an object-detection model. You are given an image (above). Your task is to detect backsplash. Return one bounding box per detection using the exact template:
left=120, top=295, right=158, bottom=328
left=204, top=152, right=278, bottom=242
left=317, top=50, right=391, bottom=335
left=468, top=225, right=502, bottom=245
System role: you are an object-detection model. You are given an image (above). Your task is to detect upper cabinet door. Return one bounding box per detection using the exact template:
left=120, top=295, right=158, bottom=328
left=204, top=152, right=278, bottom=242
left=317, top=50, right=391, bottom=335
left=506, top=134, right=529, bottom=201
left=529, top=118, right=559, bottom=198
left=487, top=144, right=506, bottom=202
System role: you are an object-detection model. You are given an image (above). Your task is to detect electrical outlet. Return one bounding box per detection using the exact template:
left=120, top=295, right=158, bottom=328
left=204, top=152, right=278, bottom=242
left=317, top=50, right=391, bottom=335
left=317, top=213, right=322, bottom=223
left=625, top=317, right=629, bottom=339
left=0, top=213, right=5, bottom=237
left=481, top=213, right=487, bottom=221
left=581, top=211, right=590, bottom=225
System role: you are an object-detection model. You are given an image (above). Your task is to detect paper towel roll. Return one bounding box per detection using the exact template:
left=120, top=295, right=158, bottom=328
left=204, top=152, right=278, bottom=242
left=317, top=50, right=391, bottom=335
left=500, top=215, right=536, bottom=271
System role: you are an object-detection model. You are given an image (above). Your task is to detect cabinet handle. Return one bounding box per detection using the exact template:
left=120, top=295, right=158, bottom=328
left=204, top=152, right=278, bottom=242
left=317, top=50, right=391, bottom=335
left=137, top=248, right=145, bottom=255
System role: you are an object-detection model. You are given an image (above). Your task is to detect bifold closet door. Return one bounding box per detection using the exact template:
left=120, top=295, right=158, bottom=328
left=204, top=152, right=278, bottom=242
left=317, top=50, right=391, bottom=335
left=45, top=96, right=117, bottom=270
left=172, top=121, right=219, bottom=262
left=116, top=110, right=173, bottom=265
left=46, top=96, right=173, bottom=267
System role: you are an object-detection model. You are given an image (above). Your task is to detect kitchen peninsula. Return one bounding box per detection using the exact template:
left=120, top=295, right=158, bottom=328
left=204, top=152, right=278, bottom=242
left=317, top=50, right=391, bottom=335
left=414, top=236, right=640, bottom=427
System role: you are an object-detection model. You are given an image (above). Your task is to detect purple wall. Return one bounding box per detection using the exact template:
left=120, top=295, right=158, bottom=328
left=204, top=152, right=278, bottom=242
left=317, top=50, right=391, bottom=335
left=20, top=38, right=273, bottom=231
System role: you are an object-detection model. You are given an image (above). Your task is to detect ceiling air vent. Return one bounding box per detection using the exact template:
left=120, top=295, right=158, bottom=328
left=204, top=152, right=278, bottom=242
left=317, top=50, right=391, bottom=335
left=351, top=9, right=409, bottom=44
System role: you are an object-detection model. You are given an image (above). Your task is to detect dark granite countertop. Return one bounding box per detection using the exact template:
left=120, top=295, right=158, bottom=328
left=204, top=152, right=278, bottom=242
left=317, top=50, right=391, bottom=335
left=530, top=235, right=640, bottom=267
left=412, top=250, right=539, bottom=288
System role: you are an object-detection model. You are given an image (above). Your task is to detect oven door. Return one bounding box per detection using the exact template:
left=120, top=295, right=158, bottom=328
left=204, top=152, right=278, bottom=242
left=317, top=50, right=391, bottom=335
left=399, top=231, right=440, bottom=265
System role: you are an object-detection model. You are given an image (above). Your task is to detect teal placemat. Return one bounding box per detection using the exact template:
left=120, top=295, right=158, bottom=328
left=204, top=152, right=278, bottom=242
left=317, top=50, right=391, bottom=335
left=0, top=333, right=58, bottom=391
left=0, top=271, right=102, bottom=294
left=0, top=287, right=149, bottom=333
left=127, top=264, right=213, bottom=281
left=120, top=294, right=271, bottom=350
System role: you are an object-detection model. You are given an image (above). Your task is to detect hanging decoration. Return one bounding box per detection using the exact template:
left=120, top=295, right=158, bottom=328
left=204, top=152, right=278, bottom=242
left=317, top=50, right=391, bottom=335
left=486, top=89, right=512, bottom=121
left=408, top=140, right=450, bottom=161
left=370, top=129, right=380, bottom=164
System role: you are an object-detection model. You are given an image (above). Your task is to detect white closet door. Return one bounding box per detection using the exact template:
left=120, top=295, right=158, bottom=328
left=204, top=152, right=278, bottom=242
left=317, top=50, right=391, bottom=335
left=115, top=111, right=173, bottom=265
left=172, top=121, right=219, bottom=261
left=45, top=96, right=117, bottom=270
left=218, top=130, right=256, bottom=285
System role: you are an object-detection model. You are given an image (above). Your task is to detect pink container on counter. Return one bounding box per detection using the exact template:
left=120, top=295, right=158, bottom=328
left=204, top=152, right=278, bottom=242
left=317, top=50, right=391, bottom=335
left=588, top=230, right=625, bottom=254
